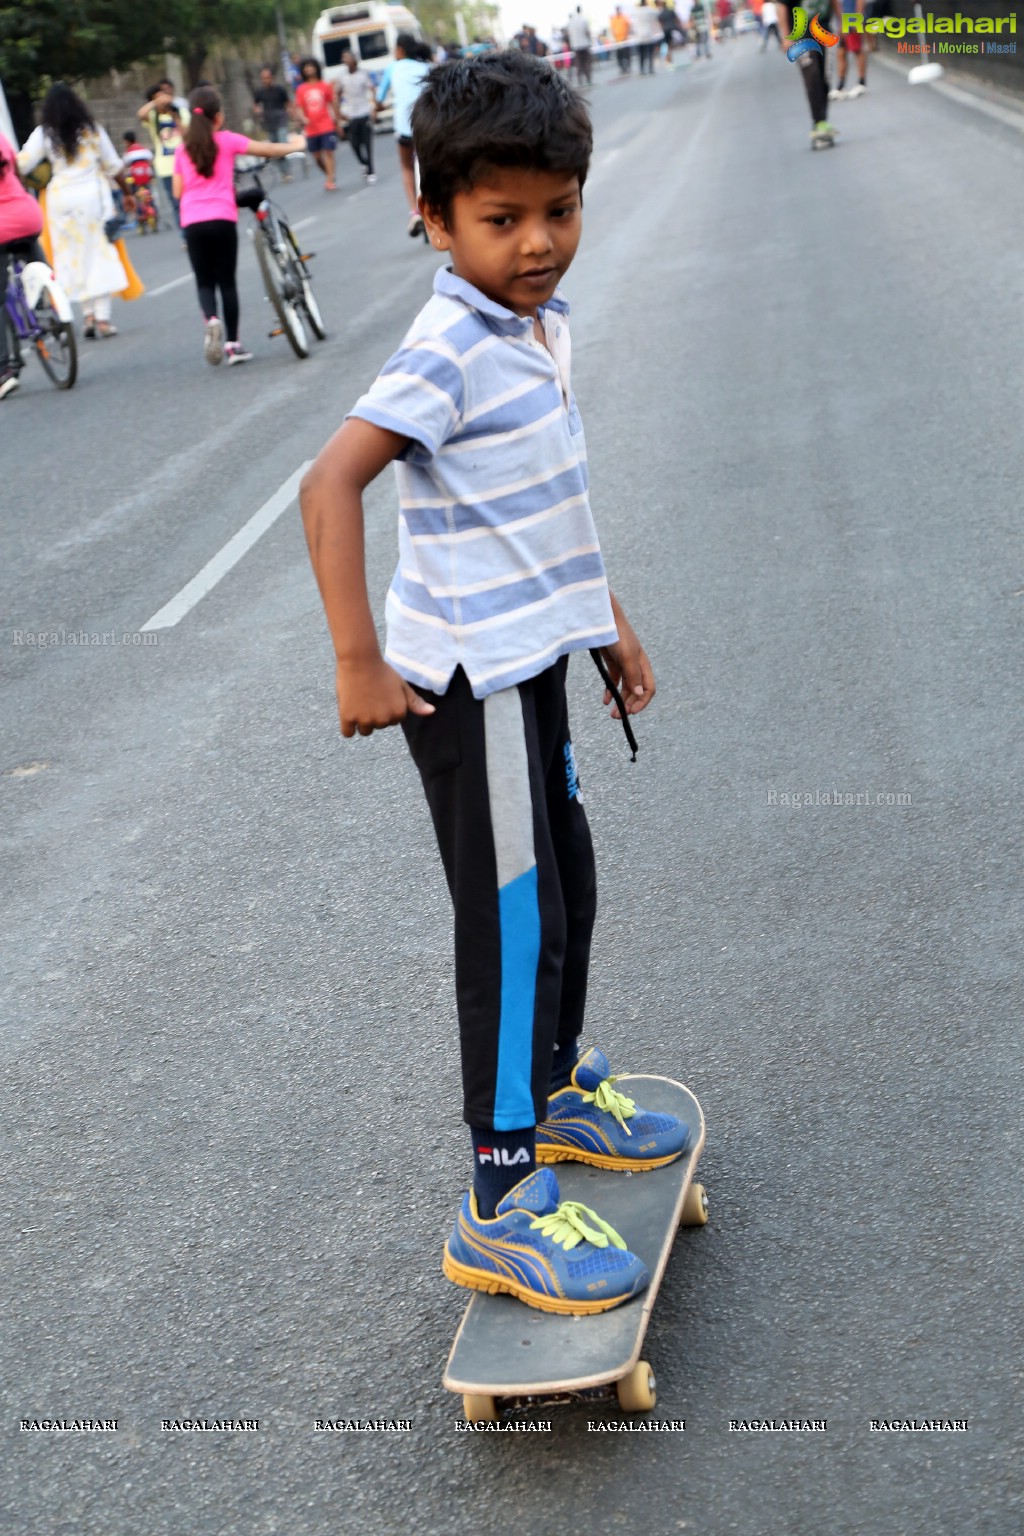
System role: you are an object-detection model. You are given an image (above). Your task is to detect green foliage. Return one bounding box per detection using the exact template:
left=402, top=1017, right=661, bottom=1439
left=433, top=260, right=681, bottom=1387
left=412, top=0, right=500, bottom=45
left=161, top=0, right=320, bottom=86
left=0, top=0, right=322, bottom=96
left=0, top=1, right=156, bottom=94
left=413, top=0, right=461, bottom=43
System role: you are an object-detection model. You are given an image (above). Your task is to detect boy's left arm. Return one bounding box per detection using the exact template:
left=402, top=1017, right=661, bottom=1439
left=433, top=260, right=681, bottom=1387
left=598, top=590, right=656, bottom=719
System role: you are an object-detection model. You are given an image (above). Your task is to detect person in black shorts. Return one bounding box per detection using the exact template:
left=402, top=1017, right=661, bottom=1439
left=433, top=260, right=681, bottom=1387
left=296, top=58, right=340, bottom=191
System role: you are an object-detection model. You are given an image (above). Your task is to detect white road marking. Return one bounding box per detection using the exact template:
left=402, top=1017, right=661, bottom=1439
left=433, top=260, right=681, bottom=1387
left=930, top=77, right=1024, bottom=133
left=146, top=219, right=316, bottom=297
left=145, top=274, right=193, bottom=299
left=141, top=461, right=312, bottom=631
left=874, top=51, right=1024, bottom=134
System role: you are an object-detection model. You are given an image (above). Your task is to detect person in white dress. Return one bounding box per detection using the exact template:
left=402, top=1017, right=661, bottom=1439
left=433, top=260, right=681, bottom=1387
left=17, top=83, right=126, bottom=339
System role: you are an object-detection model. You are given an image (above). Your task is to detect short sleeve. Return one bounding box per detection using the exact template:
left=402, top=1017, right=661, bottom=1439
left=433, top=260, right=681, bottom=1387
left=222, top=131, right=252, bottom=157
left=348, top=339, right=465, bottom=459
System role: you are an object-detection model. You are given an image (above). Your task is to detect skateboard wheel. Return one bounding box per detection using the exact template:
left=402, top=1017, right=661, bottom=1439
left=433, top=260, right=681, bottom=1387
left=617, top=1360, right=657, bottom=1413
left=681, top=1182, right=709, bottom=1227
left=463, top=1394, right=498, bottom=1422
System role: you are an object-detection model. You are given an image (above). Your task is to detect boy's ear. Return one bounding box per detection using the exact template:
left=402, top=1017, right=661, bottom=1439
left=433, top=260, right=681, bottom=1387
left=420, top=199, right=450, bottom=251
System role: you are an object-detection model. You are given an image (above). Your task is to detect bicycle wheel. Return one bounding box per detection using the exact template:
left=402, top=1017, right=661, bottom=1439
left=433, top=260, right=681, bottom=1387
left=284, top=224, right=326, bottom=340
left=33, top=286, right=77, bottom=389
left=254, top=226, right=309, bottom=359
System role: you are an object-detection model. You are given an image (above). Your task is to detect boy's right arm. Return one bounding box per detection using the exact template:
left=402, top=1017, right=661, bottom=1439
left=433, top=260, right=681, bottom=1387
left=300, top=418, right=436, bottom=738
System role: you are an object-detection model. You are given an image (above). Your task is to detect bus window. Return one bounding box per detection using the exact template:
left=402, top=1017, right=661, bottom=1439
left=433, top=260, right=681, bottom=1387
left=358, top=31, right=389, bottom=60
left=322, top=38, right=347, bottom=65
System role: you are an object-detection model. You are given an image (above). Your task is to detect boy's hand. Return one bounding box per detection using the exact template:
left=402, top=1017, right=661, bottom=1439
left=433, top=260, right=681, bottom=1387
left=336, top=655, right=435, bottom=737
left=600, top=594, right=656, bottom=719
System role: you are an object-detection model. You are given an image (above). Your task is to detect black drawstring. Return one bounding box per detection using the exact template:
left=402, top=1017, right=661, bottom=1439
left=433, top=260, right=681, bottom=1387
left=590, top=649, right=638, bottom=762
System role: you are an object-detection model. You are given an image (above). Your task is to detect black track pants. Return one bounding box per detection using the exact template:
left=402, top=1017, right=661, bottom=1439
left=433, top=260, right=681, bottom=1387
left=346, top=115, right=374, bottom=174
left=402, top=659, right=596, bottom=1132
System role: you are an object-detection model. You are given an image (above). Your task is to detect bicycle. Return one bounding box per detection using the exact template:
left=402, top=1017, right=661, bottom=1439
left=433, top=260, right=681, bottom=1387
left=235, top=162, right=326, bottom=360
left=2, top=244, right=77, bottom=390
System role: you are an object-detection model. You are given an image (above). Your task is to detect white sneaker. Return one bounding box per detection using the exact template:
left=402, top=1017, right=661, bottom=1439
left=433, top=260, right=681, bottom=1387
left=829, top=86, right=846, bottom=100
left=365, top=172, right=377, bottom=184
left=848, top=83, right=866, bottom=98
left=407, top=211, right=424, bottom=238
left=204, top=316, right=224, bottom=366
left=224, top=342, right=254, bottom=366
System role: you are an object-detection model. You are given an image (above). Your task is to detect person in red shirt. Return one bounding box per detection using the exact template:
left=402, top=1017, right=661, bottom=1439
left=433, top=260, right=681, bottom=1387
left=295, top=58, right=340, bottom=191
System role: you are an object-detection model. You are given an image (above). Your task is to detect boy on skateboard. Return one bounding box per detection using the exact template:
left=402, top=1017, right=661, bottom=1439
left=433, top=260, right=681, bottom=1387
left=300, top=52, right=690, bottom=1318
left=780, top=3, right=838, bottom=147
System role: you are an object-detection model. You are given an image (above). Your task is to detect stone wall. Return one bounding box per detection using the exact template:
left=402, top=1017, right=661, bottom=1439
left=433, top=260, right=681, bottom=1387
left=79, top=31, right=306, bottom=148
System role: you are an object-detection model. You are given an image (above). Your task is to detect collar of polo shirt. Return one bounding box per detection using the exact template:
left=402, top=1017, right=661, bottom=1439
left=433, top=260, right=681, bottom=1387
left=434, top=267, right=570, bottom=334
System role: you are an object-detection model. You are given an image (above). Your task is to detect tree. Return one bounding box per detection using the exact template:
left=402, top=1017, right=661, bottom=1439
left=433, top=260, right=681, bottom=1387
left=0, top=1, right=157, bottom=97
left=0, top=0, right=320, bottom=101
left=161, top=0, right=320, bottom=87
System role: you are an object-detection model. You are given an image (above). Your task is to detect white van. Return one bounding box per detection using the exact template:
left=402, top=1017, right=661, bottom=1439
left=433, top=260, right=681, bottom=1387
left=311, top=3, right=425, bottom=108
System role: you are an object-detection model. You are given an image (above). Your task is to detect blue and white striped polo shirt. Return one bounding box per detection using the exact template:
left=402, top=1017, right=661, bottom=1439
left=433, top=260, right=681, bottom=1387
left=348, top=268, right=618, bottom=699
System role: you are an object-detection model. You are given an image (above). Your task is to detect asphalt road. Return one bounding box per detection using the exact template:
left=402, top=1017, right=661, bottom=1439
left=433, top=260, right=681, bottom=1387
left=3, top=39, right=1022, bottom=1536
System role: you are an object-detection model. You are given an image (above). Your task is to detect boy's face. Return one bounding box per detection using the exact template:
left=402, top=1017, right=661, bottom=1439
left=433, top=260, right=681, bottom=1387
left=426, top=166, right=583, bottom=318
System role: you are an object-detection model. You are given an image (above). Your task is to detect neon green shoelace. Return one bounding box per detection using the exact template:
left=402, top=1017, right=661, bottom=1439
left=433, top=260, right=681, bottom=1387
left=581, top=1074, right=637, bottom=1136
left=529, top=1200, right=628, bottom=1252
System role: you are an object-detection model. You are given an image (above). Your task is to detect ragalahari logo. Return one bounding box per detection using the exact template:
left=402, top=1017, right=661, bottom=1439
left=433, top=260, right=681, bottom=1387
left=787, top=7, right=839, bottom=61
left=788, top=9, right=1018, bottom=62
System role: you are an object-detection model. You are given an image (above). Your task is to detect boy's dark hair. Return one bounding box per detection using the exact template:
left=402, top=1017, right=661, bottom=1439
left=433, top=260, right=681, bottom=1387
left=300, top=57, right=322, bottom=78
left=413, top=51, right=592, bottom=223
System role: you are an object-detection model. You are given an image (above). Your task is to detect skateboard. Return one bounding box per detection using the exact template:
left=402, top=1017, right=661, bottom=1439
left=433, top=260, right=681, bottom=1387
left=443, top=1076, right=707, bottom=1421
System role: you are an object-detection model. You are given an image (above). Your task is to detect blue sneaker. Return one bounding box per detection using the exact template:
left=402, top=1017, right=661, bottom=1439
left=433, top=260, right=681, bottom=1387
left=537, top=1047, right=691, bottom=1172
left=443, top=1166, right=649, bottom=1315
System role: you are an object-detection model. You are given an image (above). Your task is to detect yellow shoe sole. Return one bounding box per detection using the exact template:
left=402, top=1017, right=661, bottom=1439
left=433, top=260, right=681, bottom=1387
left=535, top=1143, right=684, bottom=1173
left=442, top=1247, right=637, bottom=1316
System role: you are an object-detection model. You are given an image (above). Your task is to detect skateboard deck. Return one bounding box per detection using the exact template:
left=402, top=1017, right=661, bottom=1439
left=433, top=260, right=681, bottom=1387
left=443, top=1076, right=707, bottom=1421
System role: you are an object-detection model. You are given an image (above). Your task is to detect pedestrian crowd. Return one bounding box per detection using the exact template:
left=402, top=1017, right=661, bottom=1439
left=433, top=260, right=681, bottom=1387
left=0, top=3, right=870, bottom=398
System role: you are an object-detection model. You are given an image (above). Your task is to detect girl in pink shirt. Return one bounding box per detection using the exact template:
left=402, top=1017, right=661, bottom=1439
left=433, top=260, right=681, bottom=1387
left=172, top=85, right=303, bottom=365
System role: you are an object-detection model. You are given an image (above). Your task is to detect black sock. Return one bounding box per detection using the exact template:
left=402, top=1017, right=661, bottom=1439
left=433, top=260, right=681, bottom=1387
left=470, top=1126, right=536, bottom=1220
left=549, top=1038, right=580, bottom=1096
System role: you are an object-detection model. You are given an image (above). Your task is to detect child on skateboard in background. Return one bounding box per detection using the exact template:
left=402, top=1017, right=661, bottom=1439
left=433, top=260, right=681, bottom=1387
left=300, top=51, right=690, bottom=1316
